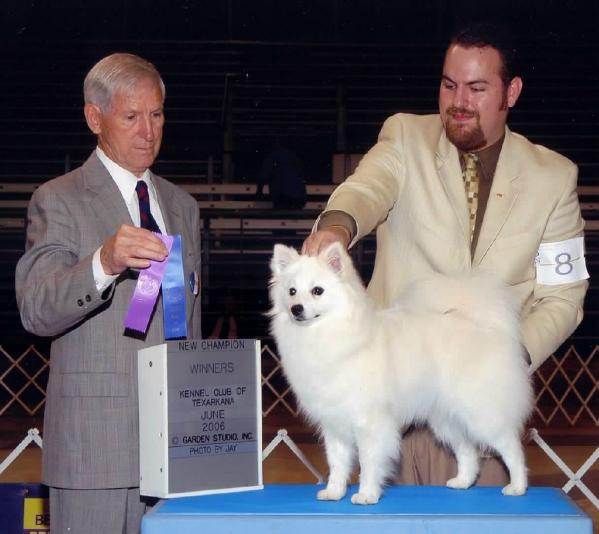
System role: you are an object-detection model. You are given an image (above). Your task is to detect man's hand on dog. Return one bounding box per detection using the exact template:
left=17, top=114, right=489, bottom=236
left=302, top=225, right=351, bottom=256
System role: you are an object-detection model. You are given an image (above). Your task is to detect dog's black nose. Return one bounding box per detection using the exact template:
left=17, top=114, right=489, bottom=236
left=290, top=304, right=304, bottom=317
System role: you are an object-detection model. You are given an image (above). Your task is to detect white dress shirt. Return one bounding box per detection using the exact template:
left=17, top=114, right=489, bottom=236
left=92, top=147, right=167, bottom=291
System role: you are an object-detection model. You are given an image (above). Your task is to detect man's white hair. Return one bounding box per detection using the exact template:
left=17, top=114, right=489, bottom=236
left=83, top=53, right=165, bottom=112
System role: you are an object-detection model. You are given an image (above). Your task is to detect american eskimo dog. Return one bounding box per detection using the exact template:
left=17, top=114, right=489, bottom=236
left=269, top=242, right=532, bottom=504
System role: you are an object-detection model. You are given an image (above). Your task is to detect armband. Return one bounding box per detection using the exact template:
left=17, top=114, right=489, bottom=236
left=535, top=236, right=589, bottom=285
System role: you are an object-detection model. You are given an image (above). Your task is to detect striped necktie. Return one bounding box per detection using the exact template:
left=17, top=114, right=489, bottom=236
left=463, top=153, right=479, bottom=241
left=135, top=180, right=161, bottom=233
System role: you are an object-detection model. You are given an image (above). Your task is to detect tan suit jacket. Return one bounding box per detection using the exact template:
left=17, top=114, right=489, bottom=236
left=324, top=113, right=587, bottom=371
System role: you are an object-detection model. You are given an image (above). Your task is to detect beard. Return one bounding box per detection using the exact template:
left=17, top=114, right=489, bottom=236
left=443, top=107, right=486, bottom=152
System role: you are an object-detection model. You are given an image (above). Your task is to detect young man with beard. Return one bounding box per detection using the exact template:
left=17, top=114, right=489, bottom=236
left=302, top=24, right=588, bottom=486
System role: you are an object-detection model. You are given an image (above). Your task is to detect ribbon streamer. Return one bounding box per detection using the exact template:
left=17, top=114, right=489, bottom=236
left=162, top=234, right=188, bottom=339
left=124, top=234, right=174, bottom=334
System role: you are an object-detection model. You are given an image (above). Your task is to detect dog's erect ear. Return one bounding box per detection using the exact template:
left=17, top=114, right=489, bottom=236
left=322, top=241, right=346, bottom=274
left=271, top=244, right=300, bottom=275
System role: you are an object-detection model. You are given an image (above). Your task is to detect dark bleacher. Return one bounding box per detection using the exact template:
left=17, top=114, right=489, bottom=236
left=2, top=39, right=597, bottom=182
left=0, top=33, right=598, bottom=345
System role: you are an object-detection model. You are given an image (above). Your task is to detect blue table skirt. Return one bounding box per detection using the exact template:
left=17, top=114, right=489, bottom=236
left=142, top=484, right=593, bottom=534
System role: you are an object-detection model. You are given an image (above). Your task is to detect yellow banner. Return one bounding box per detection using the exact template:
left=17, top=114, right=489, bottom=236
left=23, top=497, right=49, bottom=531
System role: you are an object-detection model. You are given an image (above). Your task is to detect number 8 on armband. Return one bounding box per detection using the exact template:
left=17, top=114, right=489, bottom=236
left=535, top=237, right=589, bottom=285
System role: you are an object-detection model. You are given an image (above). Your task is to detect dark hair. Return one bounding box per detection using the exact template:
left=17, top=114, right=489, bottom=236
left=449, top=23, right=517, bottom=85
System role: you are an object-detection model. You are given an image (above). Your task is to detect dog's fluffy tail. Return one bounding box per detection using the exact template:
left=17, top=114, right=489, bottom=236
left=397, top=270, right=520, bottom=337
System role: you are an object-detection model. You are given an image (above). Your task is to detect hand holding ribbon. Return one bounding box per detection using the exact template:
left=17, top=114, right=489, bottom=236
left=124, top=233, right=188, bottom=339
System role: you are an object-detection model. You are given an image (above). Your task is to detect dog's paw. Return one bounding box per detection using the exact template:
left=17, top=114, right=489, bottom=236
left=317, top=485, right=346, bottom=501
left=446, top=476, right=474, bottom=490
left=350, top=490, right=381, bottom=505
left=502, top=483, right=527, bottom=496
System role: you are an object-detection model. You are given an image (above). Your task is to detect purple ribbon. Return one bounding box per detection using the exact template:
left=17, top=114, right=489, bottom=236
left=124, top=234, right=174, bottom=334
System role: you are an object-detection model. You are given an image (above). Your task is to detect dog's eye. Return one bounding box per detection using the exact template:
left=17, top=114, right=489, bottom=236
left=289, top=287, right=296, bottom=296
left=311, top=286, right=324, bottom=296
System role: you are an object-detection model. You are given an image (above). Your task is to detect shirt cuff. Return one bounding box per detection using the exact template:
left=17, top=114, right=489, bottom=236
left=317, top=210, right=357, bottom=241
left=92, top=247, right=118, bottom=293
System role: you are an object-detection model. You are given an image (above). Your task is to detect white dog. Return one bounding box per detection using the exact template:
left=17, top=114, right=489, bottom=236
left=269, top=242, right=532, bottom=505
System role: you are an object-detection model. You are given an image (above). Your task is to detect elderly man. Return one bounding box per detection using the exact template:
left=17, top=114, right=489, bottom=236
left=16, top=53, right=201, bottom=532
left=303, top=24, right=588, bottom=487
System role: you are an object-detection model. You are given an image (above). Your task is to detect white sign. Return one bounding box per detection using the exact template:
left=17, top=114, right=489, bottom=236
left=138, top=339, right=263, bottom=498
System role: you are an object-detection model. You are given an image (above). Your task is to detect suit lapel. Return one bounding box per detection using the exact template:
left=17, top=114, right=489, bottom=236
left=150, top=173, right=196, bottom=330
left=435, top=130, right=470, bottom=246
left=81, top=152, right=133, bottom=236
left=473, top=128, right=520, bottom=265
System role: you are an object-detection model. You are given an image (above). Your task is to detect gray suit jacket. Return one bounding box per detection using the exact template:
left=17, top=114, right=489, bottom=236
left=15, top=152, right=202, bottom=489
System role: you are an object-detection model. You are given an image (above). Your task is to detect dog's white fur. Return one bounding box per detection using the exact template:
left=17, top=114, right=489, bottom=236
left=269, top=242, right=532, bottom=505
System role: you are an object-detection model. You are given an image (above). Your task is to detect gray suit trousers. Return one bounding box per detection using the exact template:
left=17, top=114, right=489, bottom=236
left=397, top=428, right=509, bottom=486
left=49, top=487, right=146, bottom=534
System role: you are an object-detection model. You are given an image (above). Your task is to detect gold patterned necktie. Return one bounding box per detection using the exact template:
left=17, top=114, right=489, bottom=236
left=463, top=153, right=480, bottom=241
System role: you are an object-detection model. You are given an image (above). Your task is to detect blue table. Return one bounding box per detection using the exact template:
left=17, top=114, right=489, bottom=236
left=142, top=484, right=592, bottom=534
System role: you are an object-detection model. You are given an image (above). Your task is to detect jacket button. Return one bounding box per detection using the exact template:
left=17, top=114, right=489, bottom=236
left=85, top=294, right=91, bottom=302
left=77, top=299, right=84, bottom=307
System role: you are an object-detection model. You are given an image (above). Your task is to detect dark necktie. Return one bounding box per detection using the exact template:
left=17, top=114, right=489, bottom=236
left=135, top=180, right=161, bottom=233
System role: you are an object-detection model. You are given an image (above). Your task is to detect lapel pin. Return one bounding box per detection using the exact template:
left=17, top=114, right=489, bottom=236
left=189, top=271, right=199, bottom=295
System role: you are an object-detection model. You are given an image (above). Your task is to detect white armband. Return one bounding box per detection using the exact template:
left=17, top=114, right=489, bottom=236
left=535, top=236, right=589, bottom=285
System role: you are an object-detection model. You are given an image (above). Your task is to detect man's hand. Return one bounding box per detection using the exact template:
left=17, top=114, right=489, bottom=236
left=301, top=225, right=351, bottom=256
left=100, top=224, right=168, bottom=275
